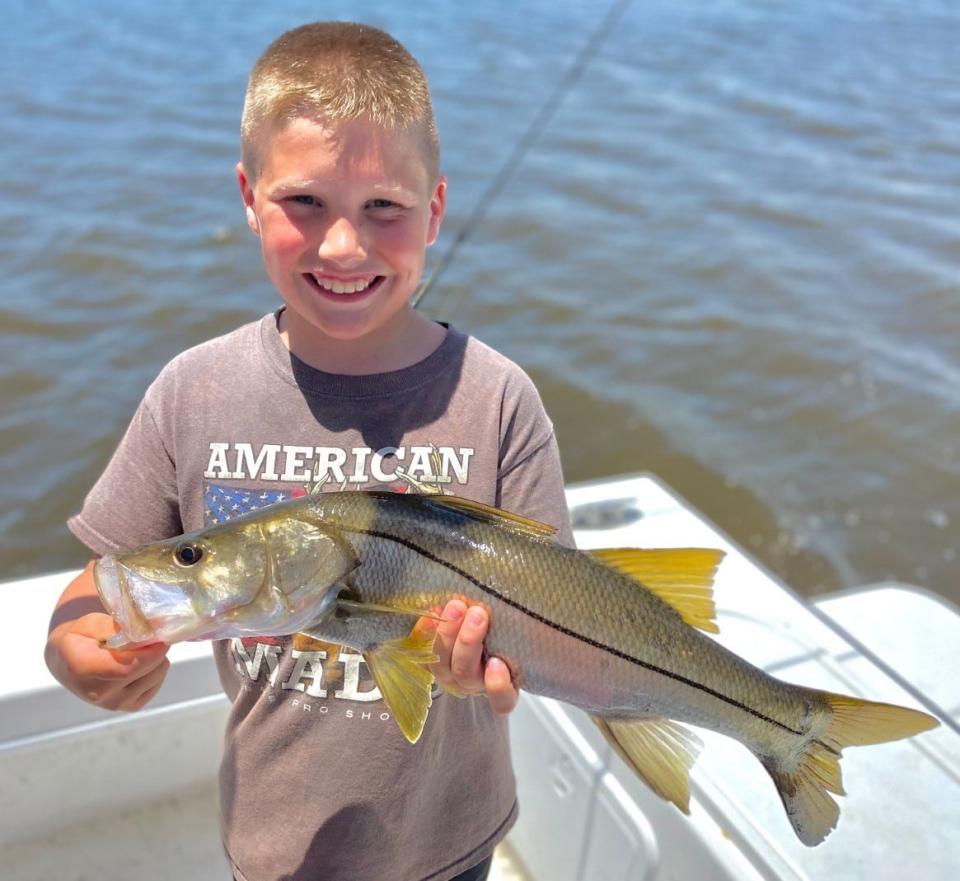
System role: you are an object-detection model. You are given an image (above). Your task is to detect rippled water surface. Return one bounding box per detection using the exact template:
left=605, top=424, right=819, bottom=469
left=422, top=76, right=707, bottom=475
left=2, top=0, right=958, bottom=601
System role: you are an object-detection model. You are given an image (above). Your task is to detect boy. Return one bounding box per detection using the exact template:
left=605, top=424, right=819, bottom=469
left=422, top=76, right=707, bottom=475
left=45, top=21, right=572, bottom=881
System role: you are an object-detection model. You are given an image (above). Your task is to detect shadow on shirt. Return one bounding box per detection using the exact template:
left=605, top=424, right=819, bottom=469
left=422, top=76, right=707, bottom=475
left=286, top=323, right=467, bottom=454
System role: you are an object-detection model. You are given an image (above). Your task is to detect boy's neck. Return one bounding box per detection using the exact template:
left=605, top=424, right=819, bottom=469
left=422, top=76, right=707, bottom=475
left=277, top=306, right=447, bottom=375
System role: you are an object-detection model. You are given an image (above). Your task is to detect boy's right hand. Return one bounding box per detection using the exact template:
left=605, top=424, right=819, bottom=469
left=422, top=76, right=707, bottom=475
left=44, top=560, right=170, bottom=711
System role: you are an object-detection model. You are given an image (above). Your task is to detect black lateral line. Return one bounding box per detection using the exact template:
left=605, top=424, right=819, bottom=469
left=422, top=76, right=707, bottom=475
left=350, top=526, right=808, bottom=740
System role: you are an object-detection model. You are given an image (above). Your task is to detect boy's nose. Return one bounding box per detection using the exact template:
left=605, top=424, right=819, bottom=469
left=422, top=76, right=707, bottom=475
left=318, top=217, right=367, bottom=264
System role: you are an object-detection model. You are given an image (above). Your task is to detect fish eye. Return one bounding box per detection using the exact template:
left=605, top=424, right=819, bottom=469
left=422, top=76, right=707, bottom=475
left=174, top=542, right=204, bottom=566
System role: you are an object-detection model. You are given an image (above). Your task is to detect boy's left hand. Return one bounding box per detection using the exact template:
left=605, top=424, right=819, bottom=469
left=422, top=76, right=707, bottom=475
left=425, top=599, right=519, bottom=715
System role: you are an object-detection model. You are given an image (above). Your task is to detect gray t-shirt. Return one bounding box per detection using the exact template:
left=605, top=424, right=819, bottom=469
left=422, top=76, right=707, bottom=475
left=69, top=311, right=573, bottom=881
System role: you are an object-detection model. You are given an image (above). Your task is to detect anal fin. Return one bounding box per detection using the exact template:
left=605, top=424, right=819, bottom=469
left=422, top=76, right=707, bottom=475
left=364, top=629, right=440, bottom=744
left=592, top=716, right=702, bottom=813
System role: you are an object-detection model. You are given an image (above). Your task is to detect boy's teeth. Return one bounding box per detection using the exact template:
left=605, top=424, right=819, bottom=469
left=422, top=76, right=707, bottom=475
left=313, top=275, right=375, bottom=294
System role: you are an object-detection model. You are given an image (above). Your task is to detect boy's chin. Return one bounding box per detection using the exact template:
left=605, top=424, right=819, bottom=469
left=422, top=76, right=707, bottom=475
left=283, top=301, right=421, bottom=345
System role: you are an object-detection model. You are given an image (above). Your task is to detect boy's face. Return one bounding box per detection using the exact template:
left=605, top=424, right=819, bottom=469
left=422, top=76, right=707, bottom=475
left=238, top=116, right=445, bottom=354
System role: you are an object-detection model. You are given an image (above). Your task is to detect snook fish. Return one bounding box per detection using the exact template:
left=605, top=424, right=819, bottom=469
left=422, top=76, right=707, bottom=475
left=94, top=491, right=939, bottom=846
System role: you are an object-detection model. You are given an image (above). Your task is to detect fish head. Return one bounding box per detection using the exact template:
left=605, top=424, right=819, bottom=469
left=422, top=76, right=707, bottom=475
left=95, top=519, right=270, bottom=645
left=95, top=510, right=359, bottom=645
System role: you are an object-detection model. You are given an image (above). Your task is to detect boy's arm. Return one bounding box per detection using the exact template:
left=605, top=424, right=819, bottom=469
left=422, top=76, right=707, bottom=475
left=45, top=560, right=170, bottom=712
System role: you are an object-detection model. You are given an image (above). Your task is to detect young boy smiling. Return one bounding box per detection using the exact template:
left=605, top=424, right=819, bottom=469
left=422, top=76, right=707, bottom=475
left=242, top=114, right=448, bottom=374
left=46, top=22, right=572, bottom=881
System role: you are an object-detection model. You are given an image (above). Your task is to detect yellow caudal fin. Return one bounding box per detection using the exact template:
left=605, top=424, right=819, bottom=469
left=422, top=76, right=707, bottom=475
left=364, top=630, right=440, bottom=744
left=592, top=716, right=703, bottom=813
left=765, top=691, right=940, bottom=846
left=589, top=548, right=724, bottom=633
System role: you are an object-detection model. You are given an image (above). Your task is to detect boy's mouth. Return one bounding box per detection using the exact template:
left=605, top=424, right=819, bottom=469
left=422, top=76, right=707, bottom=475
left=304, top=273, right=385, bottom=297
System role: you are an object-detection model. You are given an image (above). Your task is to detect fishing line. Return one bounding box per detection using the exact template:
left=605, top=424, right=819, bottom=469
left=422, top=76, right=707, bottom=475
left=412, top=0, right=634, bottom=310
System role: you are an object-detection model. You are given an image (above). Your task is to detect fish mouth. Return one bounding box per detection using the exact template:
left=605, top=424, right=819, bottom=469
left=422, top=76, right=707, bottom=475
left=94, top=556, right=188, bottom=645
left=94, top=555, right=152, bottom=644
left=95, top=556, right=125, bottom=624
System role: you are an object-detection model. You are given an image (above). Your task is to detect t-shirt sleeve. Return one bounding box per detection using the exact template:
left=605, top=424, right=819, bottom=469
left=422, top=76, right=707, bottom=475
left=495, top=371, right=575, bottom=548
left=67, top=390, right=183, bottom=555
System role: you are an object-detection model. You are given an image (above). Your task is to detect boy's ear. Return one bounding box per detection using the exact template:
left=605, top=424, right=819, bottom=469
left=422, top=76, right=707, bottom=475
left=236, top=162, right=261, bottom=236
left=425, top=176, right=447, bottom=247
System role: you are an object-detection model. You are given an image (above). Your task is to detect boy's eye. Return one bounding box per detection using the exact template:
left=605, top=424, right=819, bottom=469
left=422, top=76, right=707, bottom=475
left=368, top=199, right=398, bottom=210
left=290, top=195, right=319, bottom=206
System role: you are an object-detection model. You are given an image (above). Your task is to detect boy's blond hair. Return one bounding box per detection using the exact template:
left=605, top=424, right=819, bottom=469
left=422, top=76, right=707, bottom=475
left=241, top=22, right=440, bottom=182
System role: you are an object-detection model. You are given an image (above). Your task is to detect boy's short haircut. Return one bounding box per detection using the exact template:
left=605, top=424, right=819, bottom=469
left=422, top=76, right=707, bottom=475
left=241, top=22, right=440, bottom=182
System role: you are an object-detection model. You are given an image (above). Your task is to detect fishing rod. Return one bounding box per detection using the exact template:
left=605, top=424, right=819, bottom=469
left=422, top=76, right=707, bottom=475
left=412, top=0, right=634, bottom=309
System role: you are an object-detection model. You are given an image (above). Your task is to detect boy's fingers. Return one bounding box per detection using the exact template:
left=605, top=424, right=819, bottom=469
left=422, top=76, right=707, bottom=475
left=95, top=641, right=169, bottom=681
left=116, top=657, right=171, bottom=711
left=412, top=607, right=442, bottom=641
left=100, top=656, right=170, bottom=711
left=126, top=680, right=165, bottom=712
left=448, top=605, right=488, bottom=693
left=484, top=658, right=519, bottom=715
left=63, top=617, right=169, bottom=681
left=432, top=599, right=467, bottom=683
left=71, top=611, right=124, bottom=644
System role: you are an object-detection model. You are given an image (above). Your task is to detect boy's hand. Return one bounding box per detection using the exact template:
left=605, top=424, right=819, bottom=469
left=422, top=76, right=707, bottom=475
left=45, top=561, right=171, bottom=712
left=425, top=599, right=519, bottom=715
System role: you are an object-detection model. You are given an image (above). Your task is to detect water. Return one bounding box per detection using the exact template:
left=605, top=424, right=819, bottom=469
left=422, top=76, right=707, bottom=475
left=2, top=0, right=958, bottom=602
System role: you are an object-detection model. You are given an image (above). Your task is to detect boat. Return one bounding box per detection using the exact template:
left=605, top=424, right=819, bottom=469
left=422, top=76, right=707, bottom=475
left=3, top=473, right=957, bottom=879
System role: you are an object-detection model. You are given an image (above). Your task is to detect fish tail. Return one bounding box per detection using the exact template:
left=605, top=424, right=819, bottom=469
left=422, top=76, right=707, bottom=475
left=764, top=691, right=939, bottom=846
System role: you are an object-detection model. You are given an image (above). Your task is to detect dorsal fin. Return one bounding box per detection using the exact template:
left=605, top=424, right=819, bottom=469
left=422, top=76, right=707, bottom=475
left=589, top=547, right=724, bottom=633
left=421, top=495, right=557, bottom=538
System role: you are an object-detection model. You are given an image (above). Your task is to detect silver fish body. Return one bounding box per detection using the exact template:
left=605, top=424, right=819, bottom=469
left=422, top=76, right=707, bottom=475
left=95, top=490, right=939, bottom=846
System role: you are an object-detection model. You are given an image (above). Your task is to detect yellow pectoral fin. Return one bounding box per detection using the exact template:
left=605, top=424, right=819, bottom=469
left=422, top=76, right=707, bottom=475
left=364, top=629, right=440, bottom=744
left=592, top=716, right=702, bottom=814
left=337, top=598, right=443, bottom=621
left=589, top=547, right=724, bottom=633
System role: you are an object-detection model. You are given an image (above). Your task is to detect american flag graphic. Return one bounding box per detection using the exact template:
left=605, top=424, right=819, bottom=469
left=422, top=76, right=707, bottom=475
left=204, top=483, right=307, bottom=526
